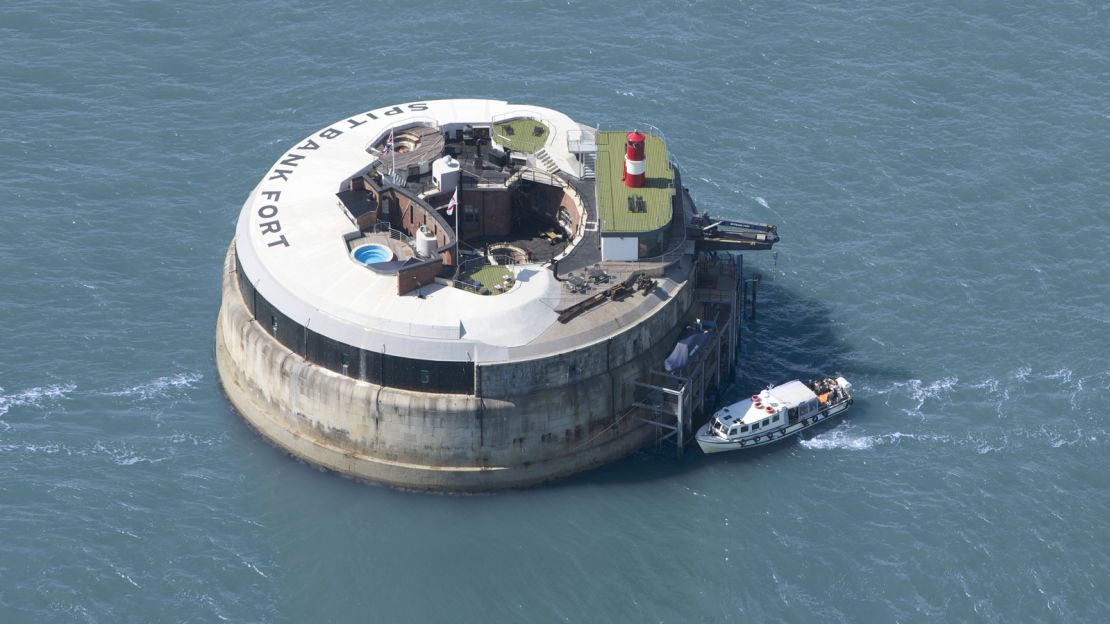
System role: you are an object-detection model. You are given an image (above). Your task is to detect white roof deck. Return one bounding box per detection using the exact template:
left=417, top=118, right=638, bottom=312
left=236, top=99, right=605, bottom=363
left=768, top=381, right=818, bottom=406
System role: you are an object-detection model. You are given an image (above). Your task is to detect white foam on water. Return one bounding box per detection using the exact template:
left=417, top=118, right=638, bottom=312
left=754, top=196, right=769, bottom=208
left=814, top=367, right=1102, bottom=452
left=0, top=383, right=77, bottom=417
left=0, top=442, right=66, bottom=455
left=168, top=432, right=226, bottom=447
left=975, top=439, right=1008, bottom=454
left=92, top=441, right=166, bottom=466
left=1048, top=434, right=1083, bottom=449
left=1044, top=368, right=1072, bottom=384
left=114, top=528, right=141, bottom=540
left=106, top=372, right=203, bottom=401
left=245, top=561, right=268, bottom=579
left=801, top=423, right=953, bottom=451
left=862, top=376, right=959, bottom=418
left=800, top=428, right=878, bottom=450
left=682, top=485, right=709, bottom=498
left=109, top=562, right=142, bottom=589
left=970, top=377, right=999, bottom=394
left=908, top=376, right=958, bottom=409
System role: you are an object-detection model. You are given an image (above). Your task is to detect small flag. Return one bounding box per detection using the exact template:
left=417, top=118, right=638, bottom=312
left=446, top=188, right=457, bottom=216
left=381, top=128, right=394, bottom=154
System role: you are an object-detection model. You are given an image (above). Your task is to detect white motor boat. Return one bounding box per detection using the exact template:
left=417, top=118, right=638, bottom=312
left=696, top=377, right=853, bottom=454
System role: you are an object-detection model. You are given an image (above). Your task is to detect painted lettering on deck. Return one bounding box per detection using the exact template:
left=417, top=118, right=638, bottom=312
left=257, top=102, right=430, bottom=249
left=257, top=190, right=289, bottom=248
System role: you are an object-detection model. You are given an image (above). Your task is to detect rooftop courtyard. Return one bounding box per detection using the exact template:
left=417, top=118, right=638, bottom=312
left=458, top=262, right=513, bottom=295
left=491, top=118, right=549, bottom=154
left=595, top=131, right=674, bottom=234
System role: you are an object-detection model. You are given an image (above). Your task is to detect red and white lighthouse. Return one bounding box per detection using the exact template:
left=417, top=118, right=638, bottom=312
left=622, top=130, right=646, bottom=188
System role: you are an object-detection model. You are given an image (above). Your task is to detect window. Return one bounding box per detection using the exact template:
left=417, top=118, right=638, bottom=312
left=740, top=425, right=748, bottom=433
left=420, top=369, right=431, bottom=385
left=773, top=415, right=779, bottom=422
left=463, top=204, right=479, bottom=224
left=761, top=419, right=770, bottom=427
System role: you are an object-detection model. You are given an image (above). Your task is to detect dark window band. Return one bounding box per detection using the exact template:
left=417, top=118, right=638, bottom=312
left=234, top=250, right=474, bottom=394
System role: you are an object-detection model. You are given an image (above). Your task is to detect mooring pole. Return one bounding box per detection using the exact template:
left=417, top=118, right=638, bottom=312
left=738, top=254, right=744, bottom=360
left=750, top=274, right=760, bottom=321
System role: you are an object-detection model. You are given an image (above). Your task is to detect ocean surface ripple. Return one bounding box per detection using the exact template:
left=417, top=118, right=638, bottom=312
left=2, top=1, right=1108, bottom=621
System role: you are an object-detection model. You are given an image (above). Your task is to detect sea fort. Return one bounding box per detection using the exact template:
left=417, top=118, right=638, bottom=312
left=216, top=99, right=778, bottom=490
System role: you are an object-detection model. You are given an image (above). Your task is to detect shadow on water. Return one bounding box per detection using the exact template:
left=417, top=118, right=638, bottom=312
left=551, top=278, right=914, bottom=489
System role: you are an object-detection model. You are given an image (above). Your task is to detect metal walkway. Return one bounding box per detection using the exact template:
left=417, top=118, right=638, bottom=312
left=625, top=253, right=745, bottom=457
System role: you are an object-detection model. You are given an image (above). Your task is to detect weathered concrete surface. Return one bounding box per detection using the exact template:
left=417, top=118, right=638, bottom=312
left=216, top=242, right=694, bottom=491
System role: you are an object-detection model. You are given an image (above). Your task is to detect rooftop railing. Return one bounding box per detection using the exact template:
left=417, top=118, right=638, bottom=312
left=566, top=126, right=598, bottom=153
left=365, top=222, right=415, bottom=248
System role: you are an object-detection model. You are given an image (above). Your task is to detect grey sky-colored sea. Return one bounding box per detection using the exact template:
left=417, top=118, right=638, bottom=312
left=2, top=1, right=1108, bottom=622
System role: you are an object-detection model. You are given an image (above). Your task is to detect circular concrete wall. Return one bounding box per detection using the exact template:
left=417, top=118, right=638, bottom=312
left=216, top=242, right=689, bottom=491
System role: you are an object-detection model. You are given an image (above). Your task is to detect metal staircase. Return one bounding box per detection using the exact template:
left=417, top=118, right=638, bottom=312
left=386, top=169, right=408, bottom=187
left=533, top=148, right=560, bottom=174
left=581, top=151, right=596, bottom=179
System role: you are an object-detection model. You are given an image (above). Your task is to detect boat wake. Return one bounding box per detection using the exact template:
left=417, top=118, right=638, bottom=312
left=0, top=383, right=77, bottom=417
left=0, top=371, right=205, bottom=419
left=861, top=376, right=958, bottom=417
left=0, top=438, right=174, bottom=466
left=106, top=372, right=203, bottom=401
left=800, top=422, right=1107, bottom=454
left=800, top=424, right=948, bottom=451
left=801, top=366, right=1107, bottom=453
left=856, top=365, right=1104, bottom=419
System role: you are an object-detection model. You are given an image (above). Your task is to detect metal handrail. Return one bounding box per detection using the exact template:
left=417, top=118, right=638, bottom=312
left=592, top=121, right=685, bottom=178
left=452, top=278, right=483, bottom=293
left=489, top=253, right=521, bottom=266
left=367, top=222, right=415, bottom=247
left=631, top=245, right=685, bottom=268
left=566, top=127, right=598, bottom=153
left=458, top=254, right=521, bottom=275
left=460, top=168, right=511, bottom=188
left=517, top=168, right=565, bottom=188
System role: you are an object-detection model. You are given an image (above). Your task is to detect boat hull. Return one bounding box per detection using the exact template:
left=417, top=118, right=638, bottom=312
left=696, top=399, right=851, bottom=454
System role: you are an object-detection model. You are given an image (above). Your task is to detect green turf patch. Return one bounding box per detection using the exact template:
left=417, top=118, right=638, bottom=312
left=595, top=131, right=675, bottom=234
left=459, top=264, right=513, bottom=295
left=491, top=118, right=549, bottom=154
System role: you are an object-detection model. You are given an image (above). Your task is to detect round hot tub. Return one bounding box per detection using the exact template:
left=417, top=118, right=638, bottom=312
left=352, top=244, right=394, bottom=265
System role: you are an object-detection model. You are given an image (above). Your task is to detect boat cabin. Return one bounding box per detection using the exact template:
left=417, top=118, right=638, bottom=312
left=709, top=380, right=828, bottom=441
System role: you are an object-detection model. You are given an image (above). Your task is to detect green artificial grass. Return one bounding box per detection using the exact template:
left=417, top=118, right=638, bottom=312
left=491, top=118, right=549, bottom=154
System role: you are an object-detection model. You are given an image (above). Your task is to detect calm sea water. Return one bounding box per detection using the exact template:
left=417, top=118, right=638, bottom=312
left=2, top=1, right=1108, bottom=621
